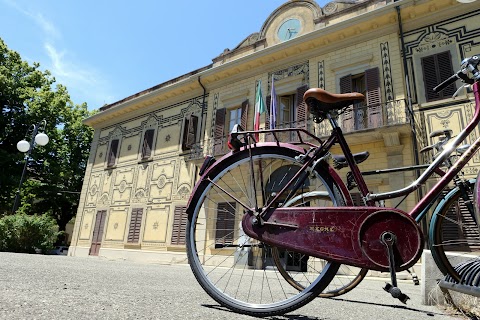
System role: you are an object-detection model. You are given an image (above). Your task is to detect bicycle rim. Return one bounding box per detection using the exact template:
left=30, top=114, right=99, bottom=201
left=430, top=182, right=480, bottom=282
left=186, top=146, right=344, bottom=316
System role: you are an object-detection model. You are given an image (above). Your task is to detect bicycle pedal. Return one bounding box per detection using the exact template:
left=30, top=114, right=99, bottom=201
left=383, top=283, right=410, bottom=304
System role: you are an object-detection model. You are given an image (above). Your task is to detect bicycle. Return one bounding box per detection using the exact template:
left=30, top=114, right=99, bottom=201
left=185, top=54, right=480, bottom=316
left=271, top=128, right=476, bottom=296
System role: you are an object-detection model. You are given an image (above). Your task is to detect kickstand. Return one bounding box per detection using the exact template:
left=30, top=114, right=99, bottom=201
left=381, top=232, right=410, bottom=304
left=406, top=268, right=420, bottom=285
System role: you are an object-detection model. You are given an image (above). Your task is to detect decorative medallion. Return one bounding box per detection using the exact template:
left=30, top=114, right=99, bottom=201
left=84, top=223, right=89, bottom=229
left=118, top=180, right=128, bottom=193
left=153, top=221, right=159, bottom=230
left=99, top=152, right=103, bottom=158
left=157, top=175, right=167, bottom=189
left=323, top=2, right=338, bottom=15
left=89, top=184, right=98, bottom=196
left=165, top=135, right=171, bottom=142
left=127, top=144, right=132, bottom=151
left=113, top=222, right=119, bottom=230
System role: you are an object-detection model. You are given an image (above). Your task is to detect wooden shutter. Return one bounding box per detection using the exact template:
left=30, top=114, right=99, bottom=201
left=241, top=100, right=249, bottom=130
left=141, top=129, right=154, bottom=159
left=215, top=202, right=236, bottom=245
left=365, top=67, right=383, bottom=128
left=127, top=208, right=143, bottom=243
left=89, top=210, right=107, bottom=256
left=107, top=139, right=119, bottom=167
left=340, top=75, right=354, bottom=132
left=350, top=192, right=365, bottom=206
left=182, top=115, right=198, bottom=151
left=421, top=51, right=456, bottom=102
left=171, top=205, right=188, bottom=245
left=293, top=85, right=309, bottom=142
left=440, top=189, right=480, bottom=251
left=213, top=108, right=226, bottom=155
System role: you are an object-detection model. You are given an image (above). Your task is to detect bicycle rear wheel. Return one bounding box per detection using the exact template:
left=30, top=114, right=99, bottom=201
left=186, top=146, right=347, bottom=317
left=430, top=181, right=480, bottom=282
left=272, top=191, right=368, bottom=297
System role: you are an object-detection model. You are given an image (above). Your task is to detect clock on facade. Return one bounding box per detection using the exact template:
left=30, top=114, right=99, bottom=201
left=277, top=18, right=302, bottom=41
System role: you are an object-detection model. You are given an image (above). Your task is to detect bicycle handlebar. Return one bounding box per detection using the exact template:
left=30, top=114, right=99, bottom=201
left=433, top=72, right=460, bottom=93
left=433, top=55, right=479, bottom=94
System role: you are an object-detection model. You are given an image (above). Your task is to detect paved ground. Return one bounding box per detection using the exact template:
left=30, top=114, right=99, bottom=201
left=0, top=252, right=468, bottom=320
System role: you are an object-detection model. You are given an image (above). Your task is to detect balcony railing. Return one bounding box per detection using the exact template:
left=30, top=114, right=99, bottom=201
left=321, top=99, right=409, bottom=136
left=184, top=99, right=410, bottom=160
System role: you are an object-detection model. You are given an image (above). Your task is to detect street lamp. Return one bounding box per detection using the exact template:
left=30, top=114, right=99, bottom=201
left=12, top=120, right=49, bottom=213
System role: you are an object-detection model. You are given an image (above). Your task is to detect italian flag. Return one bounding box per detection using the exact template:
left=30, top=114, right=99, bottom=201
left=254, top=80, right=266, bottom=142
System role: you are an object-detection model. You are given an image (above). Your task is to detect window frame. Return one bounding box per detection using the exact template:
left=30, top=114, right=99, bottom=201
left=106, top=138, right=120, bottom=168
left=181, top=113, right=200, bottom=151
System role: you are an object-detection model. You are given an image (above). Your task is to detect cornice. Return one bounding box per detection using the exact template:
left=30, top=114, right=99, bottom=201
left=85, top=0, right=463, bottom=128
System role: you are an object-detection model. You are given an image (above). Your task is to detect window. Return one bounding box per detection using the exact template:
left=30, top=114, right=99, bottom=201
left=107, top=139, right=119, bottom=167
left=141, top=129, right=155, bottom=160
left=265, top=85, right=308, bottom=142
left=340, top=67, right=382, bottom=131
left=229, top=107, right=243, bottom=133
left=182, top=114, right=199, bottom=151
left=279, top=95, right=294, bottom=127
left=171, top=205, right=187, bottom=245
left=421, top=51, right=456, bottom=102
left=127, top=208, right=143, bottom=243
left=215, top=202, right=236, bottom=246
left=213, top=100, right=248, bottom=155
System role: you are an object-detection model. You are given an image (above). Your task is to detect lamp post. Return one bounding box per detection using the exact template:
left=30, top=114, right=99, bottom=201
left=12, top=120, right=49, bottom=213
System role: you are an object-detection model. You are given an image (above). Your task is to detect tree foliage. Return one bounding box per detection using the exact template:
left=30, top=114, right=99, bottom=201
left=0, top=213, right=61, bottom=253
left=0, top=37, right=95, bottom=237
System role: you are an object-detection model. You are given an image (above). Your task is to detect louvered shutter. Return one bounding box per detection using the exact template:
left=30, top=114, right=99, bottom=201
left=127, top=208, right=143, bottom=243
left=350, top=192, right=365, bottom=206
left=437, top=51, right=457, bottom=98
left=293, top=85, right=309, bottom=142
left=421, top=51, right=456, bottom=102
left=171, top=206, right=187, bottom=245
left=186, top=115, right=198, bottom=148
left=214, top=108, right=226, bottom=155
left=340, top=75, right=354, bottom=132
left=107, top=139, right=119, bottom=167
left=365, top=67, right=383, bottom=128
left=215, top=202, right=236, bottom=245
left=141, top=129, right=154, bottom=159
left=241, top=100, right=248, bottom=130
left=440, top=189, right=480, bottom=251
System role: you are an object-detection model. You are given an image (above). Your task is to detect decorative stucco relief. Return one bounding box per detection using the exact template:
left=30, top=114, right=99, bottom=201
left=112, top=167, right=135, bottom=205
left=149, top=160, right=176, bottom=203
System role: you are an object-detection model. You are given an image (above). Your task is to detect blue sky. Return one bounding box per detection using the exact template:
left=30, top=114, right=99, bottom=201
left=0, top=1, right=329, bottom=110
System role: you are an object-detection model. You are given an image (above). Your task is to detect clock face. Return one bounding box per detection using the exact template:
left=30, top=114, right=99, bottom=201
left=277, top=18, right=301, bottom=42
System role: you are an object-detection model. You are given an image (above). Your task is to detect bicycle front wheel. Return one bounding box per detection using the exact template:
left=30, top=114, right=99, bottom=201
left=430, top=180, right=480, bottom=282
left=186, top=146, right=347, bottom=317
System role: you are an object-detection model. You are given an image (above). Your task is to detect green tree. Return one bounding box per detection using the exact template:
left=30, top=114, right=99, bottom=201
left=0, top=37, right=94, bottom=237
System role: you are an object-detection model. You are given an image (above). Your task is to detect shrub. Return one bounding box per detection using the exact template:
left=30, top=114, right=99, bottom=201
left=0, top=213, right=62, bottom=253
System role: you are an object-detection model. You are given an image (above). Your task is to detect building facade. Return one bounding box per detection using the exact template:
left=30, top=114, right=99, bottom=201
left=69, top=0, right=480, bottom=263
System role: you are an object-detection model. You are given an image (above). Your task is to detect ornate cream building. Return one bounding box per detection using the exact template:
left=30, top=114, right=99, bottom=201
left=69, top=0, right=480, bottom=263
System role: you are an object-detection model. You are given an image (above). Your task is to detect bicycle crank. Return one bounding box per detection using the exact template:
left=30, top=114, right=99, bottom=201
left=242, top=206, right=424, bottom=272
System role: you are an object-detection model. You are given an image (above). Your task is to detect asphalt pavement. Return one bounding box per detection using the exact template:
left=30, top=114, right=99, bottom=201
left=0, top=252, right=468, bottom=320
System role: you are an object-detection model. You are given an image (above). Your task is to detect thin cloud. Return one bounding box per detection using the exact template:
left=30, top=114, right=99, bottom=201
left=44, top=42, right=114, bottom=108
left=3, top=0, right=115, bottom=109
left=3, top=0, right=60, bottom=40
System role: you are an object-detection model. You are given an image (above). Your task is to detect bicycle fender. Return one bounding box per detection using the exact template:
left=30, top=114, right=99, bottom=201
left=186, top=142, right=350, bottom=216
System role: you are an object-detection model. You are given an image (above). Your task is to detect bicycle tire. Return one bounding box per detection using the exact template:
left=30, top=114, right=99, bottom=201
left=429, top=180, right=480, bottom=282
left=272, top=191, right=368, bottom=298
left=186, top=145, right=347, bottom=317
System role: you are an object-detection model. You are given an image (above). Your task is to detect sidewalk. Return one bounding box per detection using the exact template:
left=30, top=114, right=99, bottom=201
left=0, top=252, right=468, bottom=320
